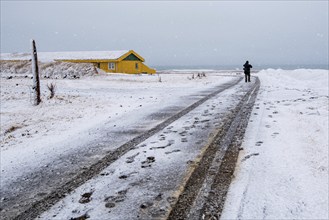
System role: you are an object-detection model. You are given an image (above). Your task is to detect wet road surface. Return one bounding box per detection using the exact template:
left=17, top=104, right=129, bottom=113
left=1, top=76, right=259, bottom=220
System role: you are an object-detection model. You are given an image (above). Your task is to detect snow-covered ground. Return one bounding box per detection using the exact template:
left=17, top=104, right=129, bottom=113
left=1, top=68, right=328, bottom=219
left=221, top=69, right=329, bottom=219
left=1, top=72, right=235, bottom=182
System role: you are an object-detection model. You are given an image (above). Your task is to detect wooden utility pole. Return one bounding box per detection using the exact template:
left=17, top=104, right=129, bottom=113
left=31, top=39, right=41, bottom=105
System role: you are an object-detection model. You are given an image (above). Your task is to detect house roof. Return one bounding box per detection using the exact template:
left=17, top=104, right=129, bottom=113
left=0, top=50, right=143, bottom=62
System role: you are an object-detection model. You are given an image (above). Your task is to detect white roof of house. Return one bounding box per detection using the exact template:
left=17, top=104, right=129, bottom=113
left=0, top=50, right=130, bottom=62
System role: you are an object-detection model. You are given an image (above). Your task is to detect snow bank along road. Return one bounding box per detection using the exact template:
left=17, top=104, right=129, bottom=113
left=1, top=73, right=259, bottom=219
left=221, top=69, right=328, bottom=219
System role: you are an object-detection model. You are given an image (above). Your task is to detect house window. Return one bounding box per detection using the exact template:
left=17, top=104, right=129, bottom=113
left=108, top=62, right=115, bottom=70
left=135, top=63, right=139, bottom=70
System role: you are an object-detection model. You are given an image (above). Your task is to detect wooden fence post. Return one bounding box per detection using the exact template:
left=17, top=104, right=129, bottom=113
left=31, top=39, right=41, bottom=105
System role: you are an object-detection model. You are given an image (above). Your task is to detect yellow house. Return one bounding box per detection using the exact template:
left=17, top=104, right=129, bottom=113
left=57, top=50, right=156, bottom=74
left=0, top=50, right=156, bottom=74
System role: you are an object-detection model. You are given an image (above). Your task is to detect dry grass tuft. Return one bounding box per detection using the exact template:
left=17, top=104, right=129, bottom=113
left=47, top=82, right=56, bottom=99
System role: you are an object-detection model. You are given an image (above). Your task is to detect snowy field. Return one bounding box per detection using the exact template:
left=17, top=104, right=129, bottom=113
left=1, top=72, right=235, bottom=152
left=221, top=69, right=329, bottom=219
left=1, top=68, right=328, bottom=219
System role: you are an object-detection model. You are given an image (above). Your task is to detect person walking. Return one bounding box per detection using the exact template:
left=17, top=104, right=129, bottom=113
left=243, top=60, right=253, bottom=82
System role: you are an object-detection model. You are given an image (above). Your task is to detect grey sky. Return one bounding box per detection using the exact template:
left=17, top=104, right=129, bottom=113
left=1, top=1, right=328, bottom=67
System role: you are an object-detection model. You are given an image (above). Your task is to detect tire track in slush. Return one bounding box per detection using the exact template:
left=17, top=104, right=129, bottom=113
left=167, top=77, right=260, bottom=220
left=13, top=77, right=243, bottom=220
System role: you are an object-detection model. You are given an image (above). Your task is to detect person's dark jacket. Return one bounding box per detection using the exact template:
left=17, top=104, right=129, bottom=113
left=243, top=62, right=253, bottom=74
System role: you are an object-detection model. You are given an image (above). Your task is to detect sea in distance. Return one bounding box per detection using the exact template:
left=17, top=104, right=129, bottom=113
left=154, top=64, right=329, bottom=71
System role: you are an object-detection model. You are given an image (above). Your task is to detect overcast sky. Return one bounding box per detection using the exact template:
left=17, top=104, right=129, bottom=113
left=1, top=1, right=328, bottom=67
